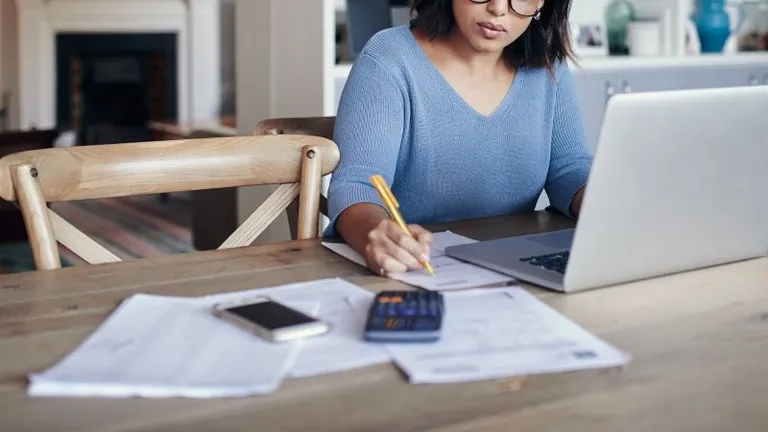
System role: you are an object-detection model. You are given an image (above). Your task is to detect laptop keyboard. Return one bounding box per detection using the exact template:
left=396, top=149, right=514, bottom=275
left=519, top=251, right=570, bottom=274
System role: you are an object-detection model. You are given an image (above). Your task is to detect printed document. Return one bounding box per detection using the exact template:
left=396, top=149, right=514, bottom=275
left=202, top=278, right=390, bottom=378
left=322, top=231, right=514, bottom=290
left=27, top=278, right=390, bottom=398
left=385, top=287, right=631, bottom=384
left=27, top=295, right=317, bottom=398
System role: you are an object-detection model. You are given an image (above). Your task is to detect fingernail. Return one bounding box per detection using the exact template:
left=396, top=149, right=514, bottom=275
left=420, top=253, right=429, bottom=261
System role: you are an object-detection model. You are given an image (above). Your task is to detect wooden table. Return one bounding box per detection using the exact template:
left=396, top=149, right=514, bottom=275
left=2, top=210, right=767, bottom=431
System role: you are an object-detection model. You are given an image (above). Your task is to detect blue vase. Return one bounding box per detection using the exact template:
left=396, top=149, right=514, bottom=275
left=692, top=0, right=731, bottom=53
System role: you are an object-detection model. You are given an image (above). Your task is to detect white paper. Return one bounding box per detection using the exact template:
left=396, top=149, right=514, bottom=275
left=322, top=231, right=515, bottom=291
left=201, top=278, right=391, bottom=378
left=28, top=295, right=317, bottom=398
left=385, top=287, right=631, bottom=384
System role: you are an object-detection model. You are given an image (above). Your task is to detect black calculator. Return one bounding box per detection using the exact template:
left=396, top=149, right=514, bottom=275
left=363, top=290, right=444, bottom=343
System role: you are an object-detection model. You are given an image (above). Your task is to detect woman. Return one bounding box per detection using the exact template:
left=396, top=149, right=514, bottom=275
left=326, top=0, right=593, bottom=276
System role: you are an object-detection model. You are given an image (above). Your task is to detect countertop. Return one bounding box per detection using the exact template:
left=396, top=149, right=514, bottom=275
left=333, top=51, right=768, bottom=78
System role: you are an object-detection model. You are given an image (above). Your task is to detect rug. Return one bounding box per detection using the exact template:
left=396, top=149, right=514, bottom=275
left=0, top=194, right=194, bottom=273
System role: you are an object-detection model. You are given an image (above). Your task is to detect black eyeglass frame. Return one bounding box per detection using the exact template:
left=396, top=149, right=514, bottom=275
left=468, top=0, right=540, bottom=18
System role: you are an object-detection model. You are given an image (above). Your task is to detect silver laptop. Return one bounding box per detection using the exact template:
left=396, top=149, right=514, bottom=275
left=445, top=86, right=768, bottom=293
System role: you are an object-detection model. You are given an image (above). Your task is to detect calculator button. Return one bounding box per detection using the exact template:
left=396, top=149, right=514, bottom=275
left=385, top=318, right=406, bottom=330
left=387, top=308, right=398, bottom=317
left=429, top=303, right=439, bottom=316
left=413, top=318, right=438, bottom=330
left=369, top=317, right=387, bottom=329
left=398, top=303, right=416, bottom=316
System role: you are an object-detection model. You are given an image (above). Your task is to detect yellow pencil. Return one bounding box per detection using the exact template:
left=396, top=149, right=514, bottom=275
left=370, top=174, right=435, bottom=276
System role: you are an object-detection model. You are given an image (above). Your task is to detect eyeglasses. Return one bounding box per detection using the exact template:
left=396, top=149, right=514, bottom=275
left=469, top=0, right=540, bottom=18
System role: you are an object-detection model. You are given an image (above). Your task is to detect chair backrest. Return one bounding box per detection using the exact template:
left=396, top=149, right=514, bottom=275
left=0, top=135, right=340, bottom=270
left=254, top=117, right=336, bottom=240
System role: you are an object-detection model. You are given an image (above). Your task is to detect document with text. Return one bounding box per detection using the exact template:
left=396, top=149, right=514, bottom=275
left=27, top=278, right=392, bottom=398
left=27, top=295, right=316, bottom=398
left=385, top=287, right=631, bottom=384
left=322, top=231, right=515, bottom=291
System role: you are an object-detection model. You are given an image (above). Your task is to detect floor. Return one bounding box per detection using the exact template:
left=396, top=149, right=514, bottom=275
left=0, top=194, right=193, bottom=273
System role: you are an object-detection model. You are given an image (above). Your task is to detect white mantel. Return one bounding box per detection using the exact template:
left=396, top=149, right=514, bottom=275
left=14, top=0, right=220, bottom=130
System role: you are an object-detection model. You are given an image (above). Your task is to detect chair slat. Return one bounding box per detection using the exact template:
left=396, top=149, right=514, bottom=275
left=48, top=210, right=122, bottom=265
left=10, top=164, right=60, bottom=270
left=296, top=145, right=323, bottom=240
left=218, top=183, right=300, bottom=249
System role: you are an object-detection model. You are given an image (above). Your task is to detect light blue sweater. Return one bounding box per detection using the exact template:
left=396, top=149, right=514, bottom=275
left=325, top=25, right=593, bottom=236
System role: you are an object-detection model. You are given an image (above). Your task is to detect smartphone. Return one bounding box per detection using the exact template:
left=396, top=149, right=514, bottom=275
left=212, top=297, right=330, bottom=342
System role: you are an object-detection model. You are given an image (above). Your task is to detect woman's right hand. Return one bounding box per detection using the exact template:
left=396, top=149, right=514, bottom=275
left=363, top=220, right=433, bottom=276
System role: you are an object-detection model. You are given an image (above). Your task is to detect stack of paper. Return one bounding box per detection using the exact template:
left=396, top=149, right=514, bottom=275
left=322, top=231, right=514, bottom=290
left=28, top=278, right=631, bottom=398
left=28, top=295, right=316, bottom=398
left=385, top=287, right=631, bottom=384
left=28, top=278, right=390, bottom=398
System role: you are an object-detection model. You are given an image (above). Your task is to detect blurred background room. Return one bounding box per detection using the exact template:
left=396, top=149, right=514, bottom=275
left=1, top=0, right=766, bottom=273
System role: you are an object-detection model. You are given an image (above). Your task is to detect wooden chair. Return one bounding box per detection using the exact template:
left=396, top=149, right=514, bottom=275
left=0, top=135, right=340, bottom=270
left=254, top=116, right=335, bottom=239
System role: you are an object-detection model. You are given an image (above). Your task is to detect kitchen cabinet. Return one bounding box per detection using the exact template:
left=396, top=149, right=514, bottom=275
left=570, top=59, right=768, bottom=156
left=571, top=70, right=614, bottom=153
left=689, top=65, right=764, bottom=88
left=572, top=67, right=693, bottom=152
left=611, top=68, right=693, bottom=93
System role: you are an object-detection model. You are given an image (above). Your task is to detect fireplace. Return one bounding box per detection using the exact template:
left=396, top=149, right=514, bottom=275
left=56, top=33, right=178, bottom=145
left=14, top=0, right=221, bottom=132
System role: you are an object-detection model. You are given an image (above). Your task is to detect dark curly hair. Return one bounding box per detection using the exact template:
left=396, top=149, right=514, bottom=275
left=408, top=0, right=576, bottom=73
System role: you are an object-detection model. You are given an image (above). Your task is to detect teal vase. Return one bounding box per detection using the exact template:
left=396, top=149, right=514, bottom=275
left=692, top=0, right=731, bottom=52
left=605, top=0, right=636, bottom=55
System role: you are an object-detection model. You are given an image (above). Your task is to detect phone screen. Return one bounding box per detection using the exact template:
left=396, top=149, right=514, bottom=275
left=224, top=301, right=316, bottom=330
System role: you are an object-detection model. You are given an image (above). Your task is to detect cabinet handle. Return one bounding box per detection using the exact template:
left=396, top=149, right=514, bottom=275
left=749, top=75, right=758, bottom=85
left=605, top=81, right=615, bottom=104
left=622, top=80, right=632, bottom=93
left=764, top=74, right=768, bottom=85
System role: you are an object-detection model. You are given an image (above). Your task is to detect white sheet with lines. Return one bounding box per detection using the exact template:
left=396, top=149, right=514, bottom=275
left=385, top=287, right=631, bottom=384
left=27, top=294, right=313, bottom=398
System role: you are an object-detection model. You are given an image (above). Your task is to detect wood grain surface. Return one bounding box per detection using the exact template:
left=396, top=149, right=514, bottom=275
left=1, top=210, right=766, bottom=432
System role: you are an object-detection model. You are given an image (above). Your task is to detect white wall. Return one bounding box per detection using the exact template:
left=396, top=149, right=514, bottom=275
left=1, top=0, right=19, bottom=129
left=234, top=0, right=335, bottom=243
left=570, top=0, right=613, bottom=27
